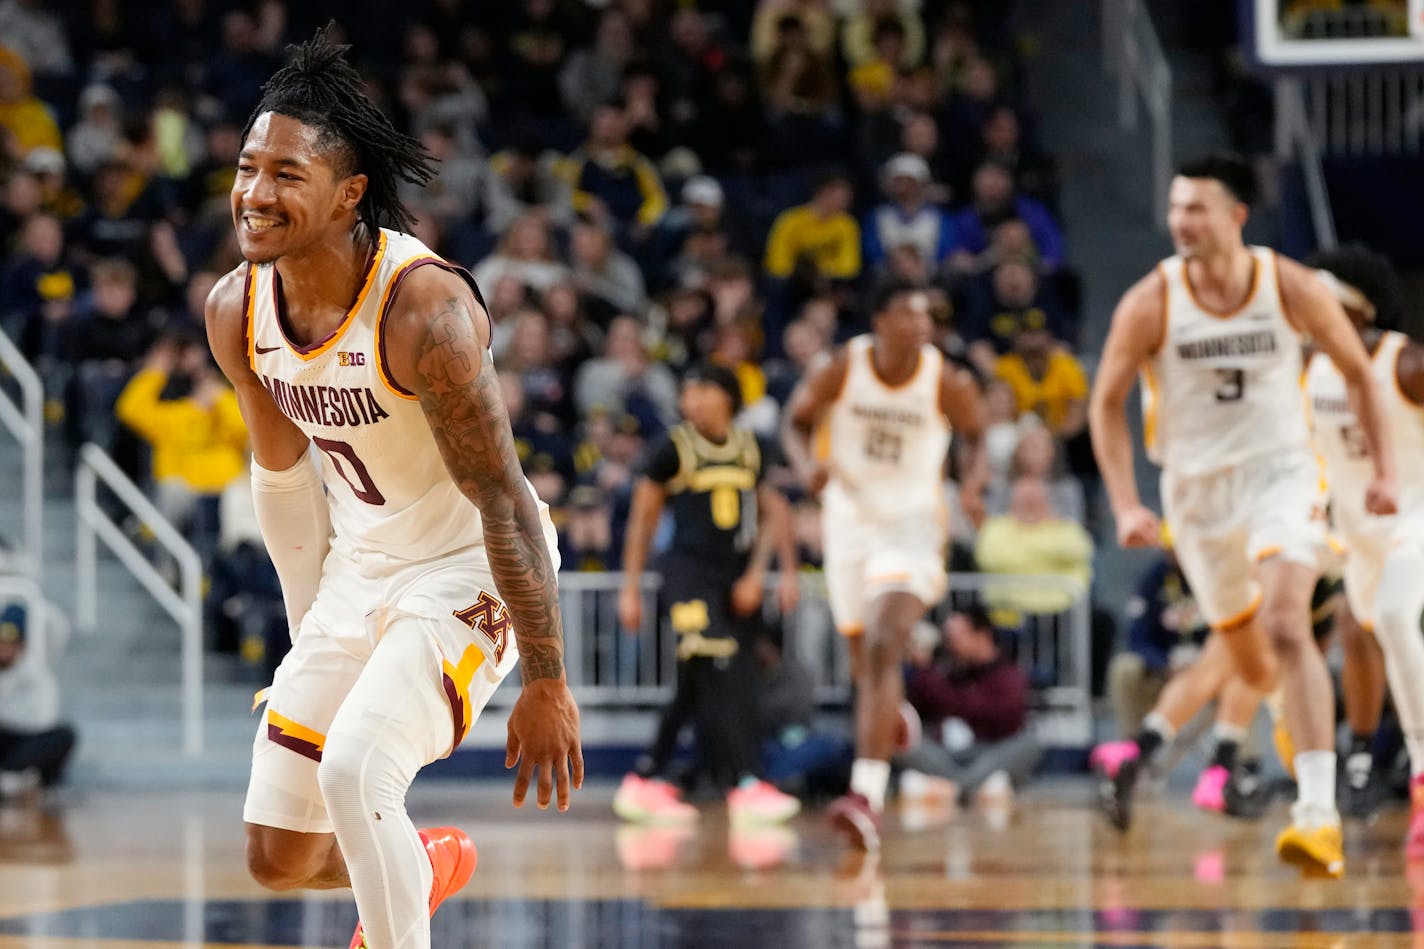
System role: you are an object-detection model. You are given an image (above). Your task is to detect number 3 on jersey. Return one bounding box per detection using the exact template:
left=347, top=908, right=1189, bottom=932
left=1213, top=368, right=1245, bottom=403
left=313, top=436, right=387, bottom=505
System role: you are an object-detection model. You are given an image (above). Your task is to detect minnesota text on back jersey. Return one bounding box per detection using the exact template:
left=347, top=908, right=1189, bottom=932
left=245, top=228, right=528, bottom=572
left=1306, top=330, right=1424, bottom=543
left=821, top=334, right=951, bottom=522
left=1142, top=247, right=1311, bottom=476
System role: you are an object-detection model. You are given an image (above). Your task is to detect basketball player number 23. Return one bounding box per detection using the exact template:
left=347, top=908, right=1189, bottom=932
left=313, top=436, right=387, bottom=505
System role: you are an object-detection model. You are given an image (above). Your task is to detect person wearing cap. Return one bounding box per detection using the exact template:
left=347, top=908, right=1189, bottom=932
left=0, top=604, right=77, bottom=798
left=615, top=361, right=802, bottom=827
left=863, top=152, right=958, bottom=276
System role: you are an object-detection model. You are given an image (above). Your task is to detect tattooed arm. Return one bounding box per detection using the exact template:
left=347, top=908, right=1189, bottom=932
left=384, top=265, right=582, bottom=810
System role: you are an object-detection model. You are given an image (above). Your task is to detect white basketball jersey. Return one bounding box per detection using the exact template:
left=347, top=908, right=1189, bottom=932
left=1305, top=330, right=1424, bottom=543
left=1142, top=247, right=1311, bottom=476
left=246, top=228, right=532, bottom=573
left=821, top=335, right=951, bottom=522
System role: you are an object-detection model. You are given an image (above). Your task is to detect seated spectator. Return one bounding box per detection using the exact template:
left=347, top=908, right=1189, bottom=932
left=471, top=212, right=571, bottom=297
left=963, top=259, right=1067, bottom=374
left=655, top=176, right=756, bottom=286
left=560, top=484, right=619, bottom=571
left=114, top=333, right=247, bottom=562
left=574, top=313, right=679, bottom=428
left=399, top=123, right=483, bottom=236
left=950, top=162, right=1064, bottom=273
left=563, top=101, right=668, bottom=241
left=981, top=377, right=1027, bottom=484
left=559, top=9, right=635, bottom=126
left=751, top=0, right=836, bottom=65
left=0, top=603, right=76, bottom=799
left=756, top=626, right=852, bottom=799
left=541, top=280, right=604, bottom=377
left=691, top=61, right=768, bottom=175
left=977, top=105, right=1058, bottom=212
left=764, top=170, right=861, bottom=285
left=898, top=604, right=1039, bottom=806
left=66, top=82, right=124, bottom=176
left=64, top=257, right=153, bottom=456
left=480, top=136, right=573, bottom=235
left=0, top=212, right=75, bottom=366
left=992, top=326, right=1088, bottom=439
left=570, top=219, right=647, bottom=318
left=500, top=307, right=576, bottom=429
left=984, top=422, right=1085, bottom=523
left=765, top=317, right=832, bottom=407
left=758, top=13, right=839, bottom=119
left=898, top=110, right=955, bottom=198
left=863, top=153, right=958, bottom=276
left=975, top=476, right=1093, bottom=619
left=0, top=46, right=62, bottom=158
left=1107, top=549, right=1207, bottom=741
left=841, top=0, right=925, bottom=71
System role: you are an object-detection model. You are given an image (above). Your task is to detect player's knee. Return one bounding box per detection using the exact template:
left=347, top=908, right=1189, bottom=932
left=315, top=734, right=366, bottom=815
left=246, top=831, right=313, bottom=891
left=861, top=626, right=903, bottom=675
left=1259, top=606, right=1308, bottom=663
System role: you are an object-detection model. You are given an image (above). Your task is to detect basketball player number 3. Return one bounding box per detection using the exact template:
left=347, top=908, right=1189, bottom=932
left=1213, top=368, right=1245, bottom=403
left=312, top=436, right=387, bottom=505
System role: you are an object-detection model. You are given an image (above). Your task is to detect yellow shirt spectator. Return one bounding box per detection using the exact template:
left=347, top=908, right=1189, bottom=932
left=975, top=476, right=1093, bottom=618
left=0, top=46, right=62, bottom=156
left=994, top=344, right=1088, bottom=435
left=763, top=181, right=862, bottom=281
left=116, top=366, right=248, bottom=494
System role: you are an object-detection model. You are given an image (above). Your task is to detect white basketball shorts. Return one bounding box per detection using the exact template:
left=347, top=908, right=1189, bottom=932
left=821, top=504, right=948, bottom=636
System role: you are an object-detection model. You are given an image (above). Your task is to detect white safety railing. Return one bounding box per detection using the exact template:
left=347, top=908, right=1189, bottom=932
left=0, top=327, right=44, bottom=578
left=75, top=442, right=204, bottom=757
left=1274, top=77, right=1339, bottom=250
left=517, top=570, right=1093, bottom=747
left=1103, top=0, right=1174, bottom=228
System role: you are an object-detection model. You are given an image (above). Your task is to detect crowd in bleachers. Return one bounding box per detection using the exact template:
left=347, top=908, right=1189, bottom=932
left=0, top=1, right=1107, bottom=706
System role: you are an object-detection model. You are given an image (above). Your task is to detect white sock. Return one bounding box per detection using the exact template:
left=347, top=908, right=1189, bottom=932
left=1374, top=544, right=1424, bottom=776
left=1143, top=711, right=1177, bottom=743
left=1212, top=722, right=1248, bottom=745
left=1293, top=750, right=1338, bottom=820
left=851, top=758, right=891, bottom=812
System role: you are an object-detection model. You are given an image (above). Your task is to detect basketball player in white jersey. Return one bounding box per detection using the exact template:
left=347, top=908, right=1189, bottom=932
left=1305, top=244, right=1424, bottom=859
left=1089, top=152, right=1397, bottom=878
left=203, top=30, right=582, bottom=949
left=783, top=277, right=986, bottom=851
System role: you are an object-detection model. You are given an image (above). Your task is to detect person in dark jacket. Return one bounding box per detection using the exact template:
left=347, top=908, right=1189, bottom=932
left=896, top=604, right=1039, bottom=803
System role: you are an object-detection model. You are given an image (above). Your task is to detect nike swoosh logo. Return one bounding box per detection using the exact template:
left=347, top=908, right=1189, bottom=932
left=254, top=343, right=281, bottom=354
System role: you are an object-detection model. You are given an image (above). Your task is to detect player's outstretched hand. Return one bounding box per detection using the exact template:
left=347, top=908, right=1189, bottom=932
left=506, top=678, right=584, bottom=812
left=1115, top=504, right=1162, bottom=549
left=1365, top=476, right=1398, bottom=517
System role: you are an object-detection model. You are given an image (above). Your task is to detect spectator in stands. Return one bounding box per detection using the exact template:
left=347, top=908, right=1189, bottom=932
left=500, top=0, right=577, bottom=126
left=472, top=212, right=571, bottom=296
left=574, top=313, right=679, bottom=428
left=398, top=123, right=483, bottom=237
left=569, top=219, right=647, bottom=317
left=204, top=9, right=280, bottom=122
left=480, top=136, right=573, bottom=235
left=950, top=162, right=1064, bottom=273
left=564, top=101, right=668, bottom=241
left=985, top=423, right=1085, bottom=524
left=66, top=83, right=123, bottom=177
left=899, top=110, right=954, bottom=198
left=756, top=625, right=852, bottom=799
left=764, top=170, right=861, bottom=285
left=693, top=60, right=767, bottom=175
left=64, top=257, right=152, bottom=455
left=114, top=333, right=247, bottom=563
left=977, top=105, right=1058, bottom=212
left=963, top=259, right=1067, bottom=374
left=981, top=377, right=1027, bottom=485
left=759, top=13, right=841, bottom=161
left=751, top=0, right=836, bottom=65
left=0, top=603, right=76, bottom=799
left=0, top=46, right=62, bottom=158
left=765, top=317, right=832, bottom=407
left=898, top=604, right=1039, bottom=808
left=863, top=153, right=958, bottom=277
left=841, top=0, right=925, bottom=71
left=500, top=307, right=576, bottom=430
left=541, top=280, right=604, bottom=376
left=559, top=8, right=636, bottom=126
left=657, top=8, right=726, bottom=148
left=0, top=0, right=72, bottom=79
left=975, top=475, right=1093, bottom=619
left=560, top=484, right=619, bottom=572
left=1107, top=549, right=1207, bottom=740
left=619, top=62, right=673, bottom=162
left=0, top=212, right=74, bottom=365
left=992, top=325, right=1088, bottom=440
left=70, top=155, right=165, bottom=264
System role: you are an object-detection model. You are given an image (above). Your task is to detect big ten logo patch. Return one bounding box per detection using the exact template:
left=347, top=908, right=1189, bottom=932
left=337, top=351, right=367, bottom=367
left=453, top=592, right=510, bottom=663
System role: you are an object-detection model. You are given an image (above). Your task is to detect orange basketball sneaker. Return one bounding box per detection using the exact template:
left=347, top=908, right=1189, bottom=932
left=349, top=826, right=478, bottom=948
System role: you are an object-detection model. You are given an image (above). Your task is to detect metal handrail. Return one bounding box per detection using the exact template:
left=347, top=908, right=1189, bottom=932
left=75, top=442, right=203, bottom=757
left=0, top=327, right=43, bottom=577
left=1103, top=0, right=1174, bottom=228
left=1275, top=77, right=1339, bottom=249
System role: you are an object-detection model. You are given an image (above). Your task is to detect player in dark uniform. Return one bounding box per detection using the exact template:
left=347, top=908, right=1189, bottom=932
left=615, top=362, right=803, bottom=825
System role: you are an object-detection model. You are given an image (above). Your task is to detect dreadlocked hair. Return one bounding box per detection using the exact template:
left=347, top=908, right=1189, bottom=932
left=243, top=23, right=435, bottom=236
left=1305, top=242, right=1404, bottom=331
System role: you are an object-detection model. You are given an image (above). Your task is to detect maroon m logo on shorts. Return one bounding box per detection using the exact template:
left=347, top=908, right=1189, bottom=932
left=453, top=592, right=510, bottom=664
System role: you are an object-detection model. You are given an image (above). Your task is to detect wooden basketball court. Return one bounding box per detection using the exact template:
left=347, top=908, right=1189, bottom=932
left=0, top=781, right=1418, bottom=947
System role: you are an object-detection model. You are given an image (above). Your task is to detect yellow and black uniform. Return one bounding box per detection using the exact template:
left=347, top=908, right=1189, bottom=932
left=639, top=421, right=773, bottom=789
